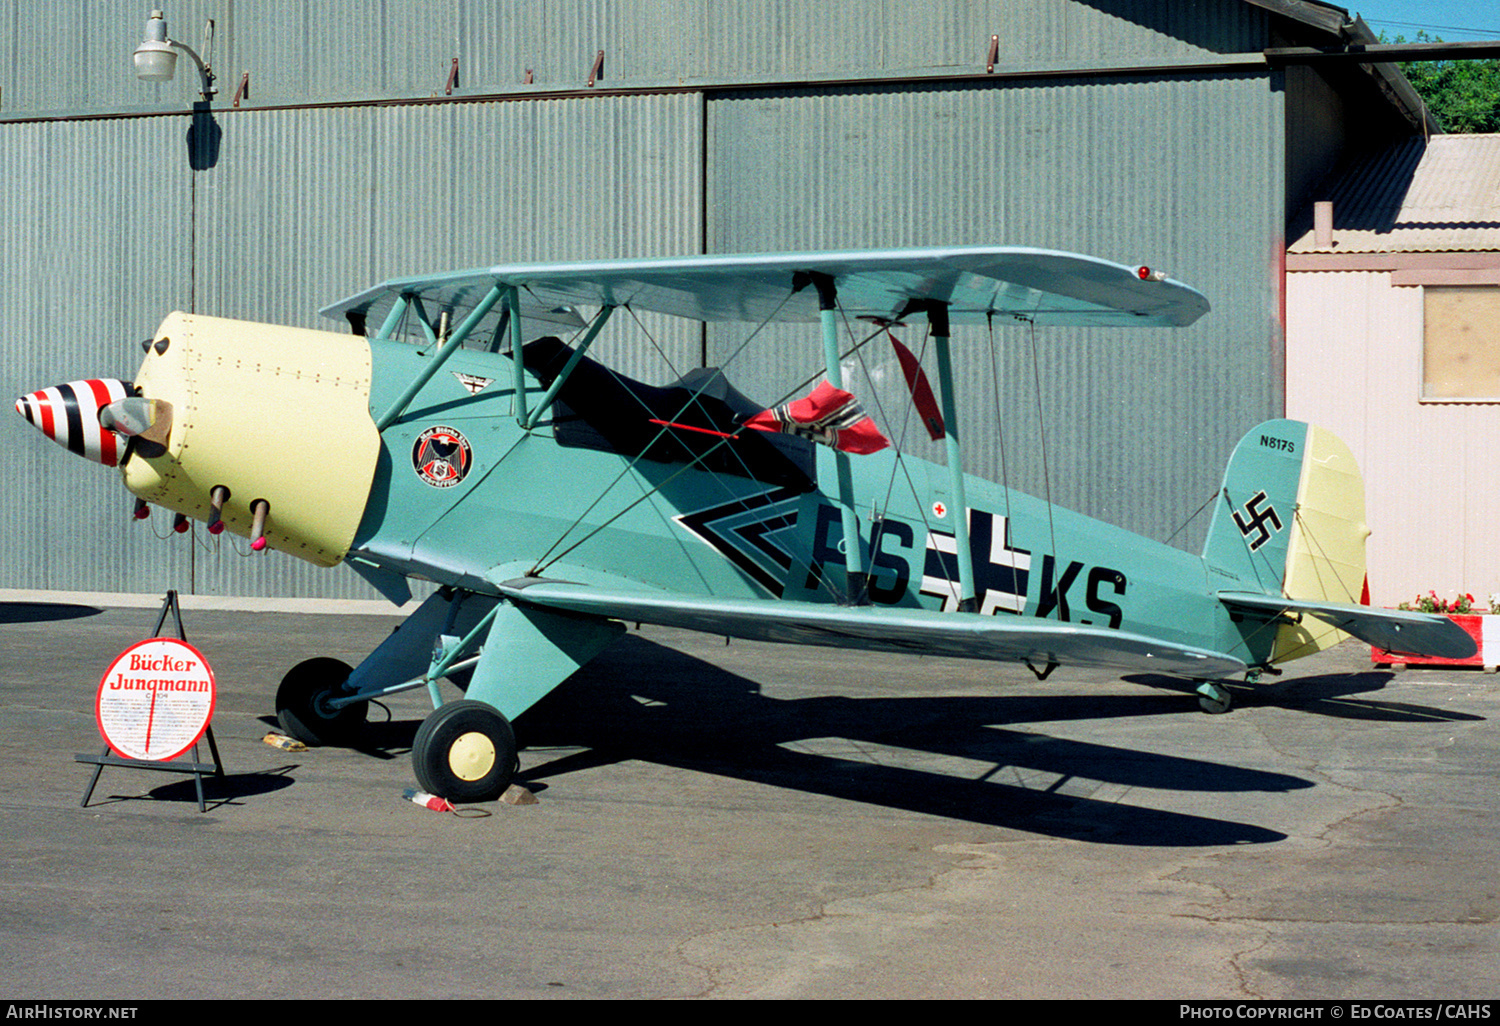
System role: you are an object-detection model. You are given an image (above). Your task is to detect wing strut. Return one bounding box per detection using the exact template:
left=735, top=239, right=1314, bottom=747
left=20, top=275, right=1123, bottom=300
left=523, top=304, right=615, bottom=430
left=505, top=286, right=528, bottom=425
left=927, top=302, right=977, bottom=612
left=374, top=293, right=411, bottom=340
left=374, top=283, right=506, bottom=431
left=799, top=270, right=870, bottom=604
left=895, top=299, right=977, bottom=612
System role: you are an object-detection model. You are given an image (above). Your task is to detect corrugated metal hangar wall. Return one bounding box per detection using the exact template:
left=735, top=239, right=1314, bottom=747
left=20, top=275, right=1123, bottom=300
left=0, top=1, right=1407, bottom=600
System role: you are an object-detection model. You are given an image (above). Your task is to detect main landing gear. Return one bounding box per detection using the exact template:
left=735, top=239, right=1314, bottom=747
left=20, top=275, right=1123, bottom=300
left=269, top=586, right=621, bottom=802
left=411, top=700, right=519, bottom=802
left=273, top=652, right=521, bottom=801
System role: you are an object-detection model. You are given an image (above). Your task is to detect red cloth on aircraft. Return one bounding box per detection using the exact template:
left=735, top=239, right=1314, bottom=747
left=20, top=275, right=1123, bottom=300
left=743, top=381, right=890, bottom=455
left=887, top=332, right=945, bottom=441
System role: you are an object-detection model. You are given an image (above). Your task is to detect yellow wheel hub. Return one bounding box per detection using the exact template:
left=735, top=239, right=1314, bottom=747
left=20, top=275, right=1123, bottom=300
left=448, top=731, right=497, bottom=781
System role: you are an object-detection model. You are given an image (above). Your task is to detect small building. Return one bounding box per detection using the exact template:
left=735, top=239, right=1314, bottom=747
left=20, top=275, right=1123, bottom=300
left=1286, top=134, right=1500, bottom=607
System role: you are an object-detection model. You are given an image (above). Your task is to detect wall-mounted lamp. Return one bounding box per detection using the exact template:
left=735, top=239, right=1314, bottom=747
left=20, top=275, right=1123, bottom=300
left=134, top=9, right=216, bottom=99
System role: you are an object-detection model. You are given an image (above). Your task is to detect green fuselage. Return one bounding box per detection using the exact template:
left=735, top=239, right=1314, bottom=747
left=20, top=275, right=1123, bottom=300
left=349, top=338, right=1266, bottom=670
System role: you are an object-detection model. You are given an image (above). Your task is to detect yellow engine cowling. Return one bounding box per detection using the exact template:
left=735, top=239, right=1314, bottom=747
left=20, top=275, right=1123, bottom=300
left=123, top=311, right=381, bottom=567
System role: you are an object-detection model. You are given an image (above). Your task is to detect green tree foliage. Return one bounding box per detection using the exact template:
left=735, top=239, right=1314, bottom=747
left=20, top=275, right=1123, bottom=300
left=1388, top=32, right=1500, bottom=133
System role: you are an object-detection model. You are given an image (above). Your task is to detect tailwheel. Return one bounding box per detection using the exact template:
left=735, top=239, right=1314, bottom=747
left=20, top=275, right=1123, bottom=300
left=276, top=657, right=368, bottom=745
left=412, top=700, right=518, bottom=803
left=1195, top=680, right=1232, bottom=714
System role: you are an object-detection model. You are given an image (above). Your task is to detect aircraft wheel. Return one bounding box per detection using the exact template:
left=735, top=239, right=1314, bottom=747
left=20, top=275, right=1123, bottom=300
left=412, top=700, right=518, bottom=803
left=1196, top=681, right=1232, bottom=714
left=276, top=657, right=367, bottom=745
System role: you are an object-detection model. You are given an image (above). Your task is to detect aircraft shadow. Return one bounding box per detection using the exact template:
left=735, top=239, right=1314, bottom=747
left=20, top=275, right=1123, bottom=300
left=0, top=602, right=102, bottom=624
left=504, top=634, right=1307, bottom=846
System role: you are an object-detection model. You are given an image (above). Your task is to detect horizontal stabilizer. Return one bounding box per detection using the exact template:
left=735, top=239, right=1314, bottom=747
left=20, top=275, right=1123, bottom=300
left=499, top=579, right=1247, bottom=678
left=1218, top=592, right=1477, bottom=660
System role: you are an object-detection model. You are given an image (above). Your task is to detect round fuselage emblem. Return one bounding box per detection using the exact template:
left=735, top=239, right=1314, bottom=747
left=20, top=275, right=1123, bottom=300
left=412, top=425, right=473, bottom=488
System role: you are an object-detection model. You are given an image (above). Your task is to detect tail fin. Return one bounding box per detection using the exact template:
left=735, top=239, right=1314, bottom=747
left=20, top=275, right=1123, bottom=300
left=1204, top=420, right=1370, bottom=660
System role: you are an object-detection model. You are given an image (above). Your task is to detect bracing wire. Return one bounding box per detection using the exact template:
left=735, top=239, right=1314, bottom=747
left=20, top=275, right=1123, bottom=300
left=528, top=293, right=799, bottom=572
left=871, top=327, right=940, bottom=529
left=531, top=294, right=894, bottom=583
left=845, top=316, right=955, bottom=604
left=1026, top=318, right=1059, bottom=560
left=868, top=320, right=961, bottom=603
left=1164, top=490, right=1220, bottom=549
left=1291, top=506, right=1359, bottom=604
left=986, top=313, right=1015, bottom=539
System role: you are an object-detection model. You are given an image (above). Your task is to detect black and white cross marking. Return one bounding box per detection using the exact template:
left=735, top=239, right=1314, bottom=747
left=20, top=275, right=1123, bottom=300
left=920, top=510, right=1031, bottom=614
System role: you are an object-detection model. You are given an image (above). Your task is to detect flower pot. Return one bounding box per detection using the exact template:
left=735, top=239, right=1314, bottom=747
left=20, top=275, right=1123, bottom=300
left=1372, top=613, right=1496, bottom=670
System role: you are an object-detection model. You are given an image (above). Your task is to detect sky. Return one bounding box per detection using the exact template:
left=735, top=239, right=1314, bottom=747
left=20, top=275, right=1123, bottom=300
left=1332, top=0, right=1500, bottom=41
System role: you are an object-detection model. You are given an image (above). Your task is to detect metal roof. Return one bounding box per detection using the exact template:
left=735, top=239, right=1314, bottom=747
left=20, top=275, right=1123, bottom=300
left=1242, top=0, right=1351, bottom=37
left=1290, top=134, right=1500, bottom=254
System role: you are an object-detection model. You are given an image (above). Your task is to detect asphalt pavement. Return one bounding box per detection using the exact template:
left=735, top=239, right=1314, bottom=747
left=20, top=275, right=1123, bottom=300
left=0, top=595, right=1496, bottom=1000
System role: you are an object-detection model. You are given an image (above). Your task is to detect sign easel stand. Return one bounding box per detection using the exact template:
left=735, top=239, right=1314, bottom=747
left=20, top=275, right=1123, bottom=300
left=77, top=590, right=225, bottom=813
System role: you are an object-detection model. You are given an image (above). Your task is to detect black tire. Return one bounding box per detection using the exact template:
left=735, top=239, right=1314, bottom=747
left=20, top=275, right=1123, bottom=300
left=275, top=657, right=367, bottom=746
left=411, top=700, right=518, bottom=802
left=1195, top=681, right=1233, bottom=715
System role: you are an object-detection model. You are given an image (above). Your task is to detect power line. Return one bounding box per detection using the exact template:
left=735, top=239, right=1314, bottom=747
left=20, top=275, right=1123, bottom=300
left=1365, top=18, right=1500, bottom=41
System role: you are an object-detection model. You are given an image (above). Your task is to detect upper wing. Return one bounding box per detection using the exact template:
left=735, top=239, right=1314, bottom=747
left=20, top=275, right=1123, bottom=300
left=1218, top=592, right=1477, bottom=659
left=323, top=246, right=1210, bottom=336
left=498, top=578, right=1247, bottom=678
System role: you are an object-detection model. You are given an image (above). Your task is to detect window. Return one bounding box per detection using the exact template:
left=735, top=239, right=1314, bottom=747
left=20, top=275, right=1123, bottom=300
left=1423, top=286, right=1500, bottom=401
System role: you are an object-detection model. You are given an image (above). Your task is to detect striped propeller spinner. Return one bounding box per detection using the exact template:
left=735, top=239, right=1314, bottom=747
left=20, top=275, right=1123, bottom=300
left=15, top=379, right=134, bottom=467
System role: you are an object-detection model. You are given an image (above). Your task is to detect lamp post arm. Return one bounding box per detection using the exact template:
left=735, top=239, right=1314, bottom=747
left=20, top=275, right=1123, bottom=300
left=166, top=38, right=215, bottom=98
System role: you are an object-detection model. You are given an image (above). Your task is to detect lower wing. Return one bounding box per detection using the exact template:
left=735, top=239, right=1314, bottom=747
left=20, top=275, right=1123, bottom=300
left=498, top=578, right=1248, bottom=678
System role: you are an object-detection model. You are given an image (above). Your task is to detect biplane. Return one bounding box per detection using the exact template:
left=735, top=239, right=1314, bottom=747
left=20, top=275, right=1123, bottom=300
left=16, top=246, right=1475, bottom=801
